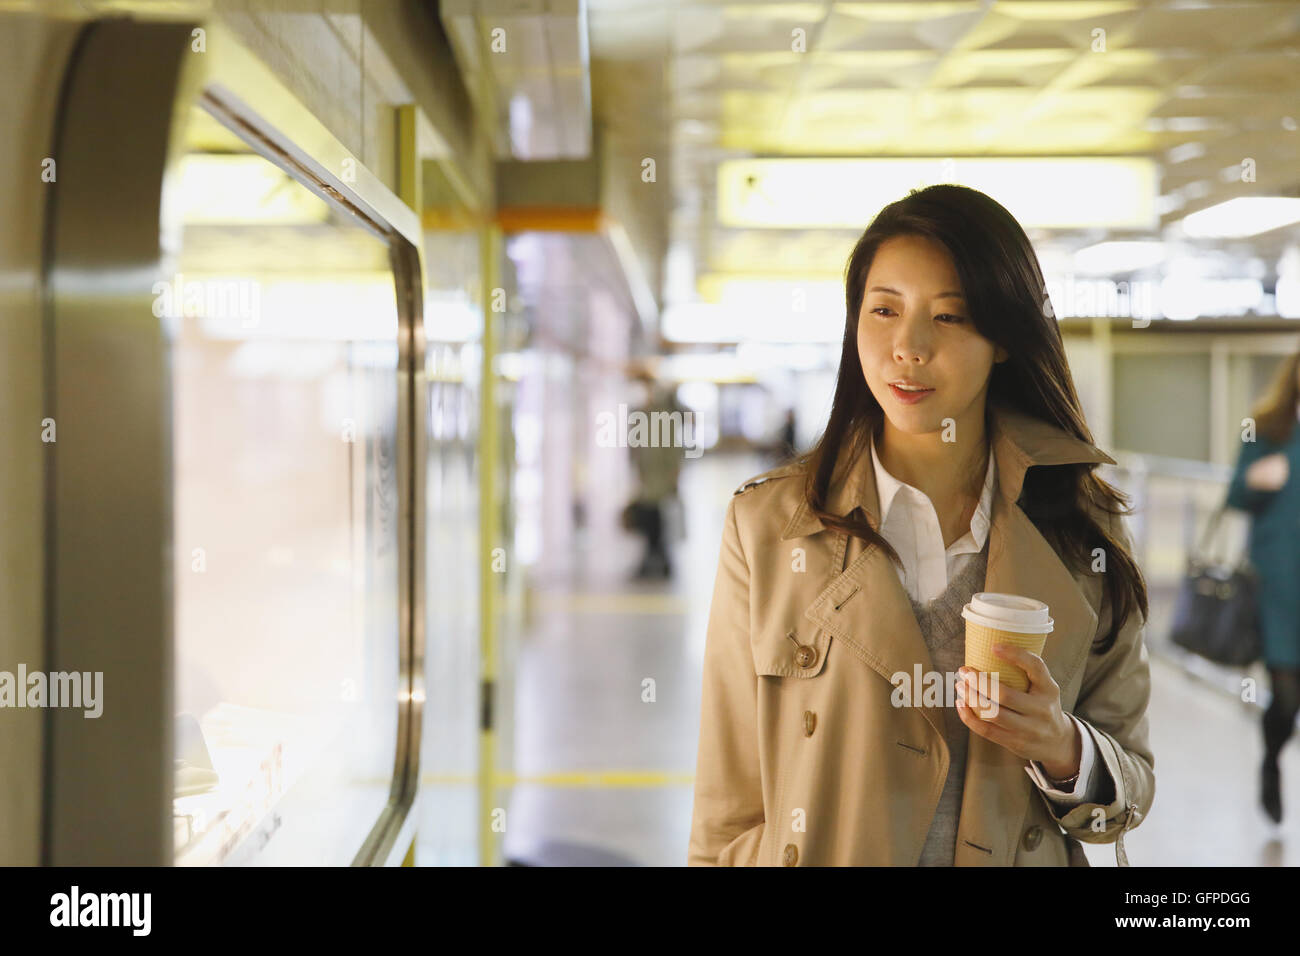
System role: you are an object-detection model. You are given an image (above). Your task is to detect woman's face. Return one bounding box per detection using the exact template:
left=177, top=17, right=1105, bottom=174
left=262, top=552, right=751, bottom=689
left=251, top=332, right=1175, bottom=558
left=857, top=234, right=1007, bottom=438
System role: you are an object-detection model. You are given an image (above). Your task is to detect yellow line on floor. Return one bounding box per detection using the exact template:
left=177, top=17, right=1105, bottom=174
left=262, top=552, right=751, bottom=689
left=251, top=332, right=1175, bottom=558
left=420, top=770, right=694, bottom=787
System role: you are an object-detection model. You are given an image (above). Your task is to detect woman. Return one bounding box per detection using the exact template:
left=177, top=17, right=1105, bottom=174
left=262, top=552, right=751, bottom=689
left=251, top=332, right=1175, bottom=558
left=1225, top=348, right=1300, bottom=824
left=687, top=184, right=1155, bottom=866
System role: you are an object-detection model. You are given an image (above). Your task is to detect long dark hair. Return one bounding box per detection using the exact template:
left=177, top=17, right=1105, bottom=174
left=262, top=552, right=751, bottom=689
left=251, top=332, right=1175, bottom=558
left=1250, top=347, right=1300, bottom=445
left=801, top=184, right=1146, bottom=654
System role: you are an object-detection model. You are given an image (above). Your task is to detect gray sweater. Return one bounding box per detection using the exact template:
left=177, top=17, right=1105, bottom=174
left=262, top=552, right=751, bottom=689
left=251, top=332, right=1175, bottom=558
left=908, top=541, right=989, bottom=866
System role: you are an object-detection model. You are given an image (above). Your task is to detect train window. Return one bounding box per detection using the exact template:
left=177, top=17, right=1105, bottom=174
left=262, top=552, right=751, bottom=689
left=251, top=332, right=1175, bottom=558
left=170, top=103, right=401, bottom=864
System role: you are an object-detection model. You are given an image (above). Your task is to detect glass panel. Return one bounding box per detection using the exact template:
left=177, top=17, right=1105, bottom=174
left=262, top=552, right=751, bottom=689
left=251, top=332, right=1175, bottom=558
left=417, top=215, right=482, bottom=865
left=171, top=103, right=400, bottom=865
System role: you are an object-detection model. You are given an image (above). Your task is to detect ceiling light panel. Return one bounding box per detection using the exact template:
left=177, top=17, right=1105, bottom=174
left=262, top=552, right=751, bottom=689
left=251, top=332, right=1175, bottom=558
left=717, top=156, right=1159, bottom=230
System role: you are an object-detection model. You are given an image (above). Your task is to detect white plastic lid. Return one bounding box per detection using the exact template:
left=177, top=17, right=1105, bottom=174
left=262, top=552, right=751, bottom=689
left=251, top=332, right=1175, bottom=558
left=961, top=592, right=1054, bottom=634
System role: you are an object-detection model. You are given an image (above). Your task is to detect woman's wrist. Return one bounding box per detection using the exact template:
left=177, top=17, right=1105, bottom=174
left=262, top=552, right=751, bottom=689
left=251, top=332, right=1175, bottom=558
left=1038, top=715, right=1082, bottom=782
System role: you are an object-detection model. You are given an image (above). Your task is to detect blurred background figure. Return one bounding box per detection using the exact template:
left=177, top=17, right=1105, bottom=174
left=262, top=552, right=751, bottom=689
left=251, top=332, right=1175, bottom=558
left=624, top=366, right=685, bottom=579
left=776, top=407, right=798, bottom=463
left=1226, top=349, right=1300, bottom=823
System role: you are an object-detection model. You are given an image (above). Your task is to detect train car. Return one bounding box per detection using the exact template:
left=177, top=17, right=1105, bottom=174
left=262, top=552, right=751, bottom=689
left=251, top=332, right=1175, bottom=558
left=1, top=2, right=501, bottom=867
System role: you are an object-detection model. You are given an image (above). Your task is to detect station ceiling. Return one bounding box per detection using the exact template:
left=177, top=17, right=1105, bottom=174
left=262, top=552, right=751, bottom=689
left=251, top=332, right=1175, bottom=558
left=587, top=0, right=1300, bottom=290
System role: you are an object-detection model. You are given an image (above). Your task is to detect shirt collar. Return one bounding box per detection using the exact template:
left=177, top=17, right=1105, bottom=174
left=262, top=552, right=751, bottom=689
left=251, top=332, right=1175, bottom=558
left=869, top=431, right=996, bottom=549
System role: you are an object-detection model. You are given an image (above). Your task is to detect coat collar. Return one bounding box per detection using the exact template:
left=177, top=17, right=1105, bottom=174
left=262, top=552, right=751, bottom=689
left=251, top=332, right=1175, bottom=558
left=780, top=400, right=1115, bottom=541
left=793, top=400, right=1116, bottom=865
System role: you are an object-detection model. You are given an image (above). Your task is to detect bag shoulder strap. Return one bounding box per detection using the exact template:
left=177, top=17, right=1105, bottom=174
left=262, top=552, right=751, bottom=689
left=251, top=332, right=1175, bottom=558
left=1193, top=502, right=1253, bottom=572
left=1192, top=504, right=1226, bottom=560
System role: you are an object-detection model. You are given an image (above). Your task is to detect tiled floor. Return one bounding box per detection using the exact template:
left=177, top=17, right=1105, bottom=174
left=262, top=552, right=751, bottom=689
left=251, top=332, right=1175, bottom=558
left=501, top=452, right=1300, bottom=866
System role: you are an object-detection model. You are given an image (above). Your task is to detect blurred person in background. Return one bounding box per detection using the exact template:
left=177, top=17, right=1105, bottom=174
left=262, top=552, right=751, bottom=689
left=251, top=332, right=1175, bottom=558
left=1226, top=347, right=1300, bottom=823
left=777, top=407, right=798, bottom=463
left=625, top=367, right=685, bottom=579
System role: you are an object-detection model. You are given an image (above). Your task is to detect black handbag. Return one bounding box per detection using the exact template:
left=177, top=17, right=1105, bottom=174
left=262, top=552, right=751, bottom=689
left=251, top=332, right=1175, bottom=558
left=1168, top=504, right=1262, bottom=666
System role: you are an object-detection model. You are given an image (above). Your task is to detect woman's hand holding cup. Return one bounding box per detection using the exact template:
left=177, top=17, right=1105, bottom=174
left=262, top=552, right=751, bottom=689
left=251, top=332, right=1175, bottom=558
left=954, top=646, right=1081, bottom=780
left=957, top=592, right=1080, bottom=779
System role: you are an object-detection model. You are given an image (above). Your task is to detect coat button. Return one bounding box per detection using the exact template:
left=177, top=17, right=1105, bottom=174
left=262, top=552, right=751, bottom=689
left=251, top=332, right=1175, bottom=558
left=794, top=645, right=817, bottom=668
left=1021, top=825, right=1043, bottom=851
left=803, top=711, right=816, bottom=736
left=783, top=843, right=798, bottom=866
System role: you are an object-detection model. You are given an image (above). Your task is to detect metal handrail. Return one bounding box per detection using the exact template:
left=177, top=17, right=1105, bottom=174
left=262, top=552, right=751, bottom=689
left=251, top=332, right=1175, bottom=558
left=1109, top=449, right=1232, bottom=484
left=1102, top=451, right=1245, bottom=570
left=1101, top=451, right=1267, bottom=708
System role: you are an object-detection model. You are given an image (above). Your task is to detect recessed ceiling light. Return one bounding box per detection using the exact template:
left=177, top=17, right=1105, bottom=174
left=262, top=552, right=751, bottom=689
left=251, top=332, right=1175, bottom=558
left=1073, top=241, right=1166, bottom=275
left=1181, top=197, right=1300, bottom=238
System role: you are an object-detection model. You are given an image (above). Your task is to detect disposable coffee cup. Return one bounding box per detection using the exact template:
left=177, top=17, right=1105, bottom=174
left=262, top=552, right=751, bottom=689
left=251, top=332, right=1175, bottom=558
left=961, top=592, right=1054, bottom=693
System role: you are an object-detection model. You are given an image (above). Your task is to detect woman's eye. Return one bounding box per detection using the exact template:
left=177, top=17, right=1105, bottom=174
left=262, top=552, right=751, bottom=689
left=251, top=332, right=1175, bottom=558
left=870, top=307, right=964, bottom=323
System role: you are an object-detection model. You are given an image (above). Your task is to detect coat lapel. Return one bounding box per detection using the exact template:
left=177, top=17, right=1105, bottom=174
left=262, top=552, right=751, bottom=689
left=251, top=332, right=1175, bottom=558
left=790, top=401, right=1114, bottom=865
left=803, top=526, right=946, bottom=741
left=953, top=487, right=1099, bottom=865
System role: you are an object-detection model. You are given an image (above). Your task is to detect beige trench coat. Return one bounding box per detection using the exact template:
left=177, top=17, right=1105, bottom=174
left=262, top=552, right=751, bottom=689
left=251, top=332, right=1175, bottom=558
left=688, top=402, right=1155, bottom=866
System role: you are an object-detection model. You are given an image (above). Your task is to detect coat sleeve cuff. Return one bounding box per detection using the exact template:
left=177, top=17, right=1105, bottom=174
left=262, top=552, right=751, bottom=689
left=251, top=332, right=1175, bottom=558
left=1033, top=715, right=1152, bottom=845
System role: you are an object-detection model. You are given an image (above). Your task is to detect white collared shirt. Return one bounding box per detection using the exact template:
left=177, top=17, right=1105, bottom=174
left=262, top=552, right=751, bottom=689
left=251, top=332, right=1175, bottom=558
left=869, top=433, right=1098, bottom=802
left=869, top=432, right=994, bottom=605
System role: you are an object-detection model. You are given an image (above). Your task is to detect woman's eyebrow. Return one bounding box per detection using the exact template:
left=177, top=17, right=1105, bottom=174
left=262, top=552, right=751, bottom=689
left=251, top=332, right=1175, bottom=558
left=867, top=285, right=965, bottom=300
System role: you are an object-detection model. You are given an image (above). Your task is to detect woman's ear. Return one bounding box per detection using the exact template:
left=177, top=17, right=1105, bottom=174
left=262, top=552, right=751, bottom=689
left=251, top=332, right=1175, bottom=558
left=994, top=344, right=1009, bottom=363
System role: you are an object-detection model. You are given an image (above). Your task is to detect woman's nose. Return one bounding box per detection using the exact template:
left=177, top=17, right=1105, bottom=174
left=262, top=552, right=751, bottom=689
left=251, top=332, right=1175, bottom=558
left=893, top=318, right=931, bottom=364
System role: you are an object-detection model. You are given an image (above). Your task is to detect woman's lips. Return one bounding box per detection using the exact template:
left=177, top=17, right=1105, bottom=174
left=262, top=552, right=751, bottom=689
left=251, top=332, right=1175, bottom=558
left=889, top=383, right=935, bottom=405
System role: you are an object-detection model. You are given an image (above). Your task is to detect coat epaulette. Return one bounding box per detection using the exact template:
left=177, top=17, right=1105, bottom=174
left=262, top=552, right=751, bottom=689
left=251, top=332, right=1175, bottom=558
left=732, top=463, right=802, bottom=497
